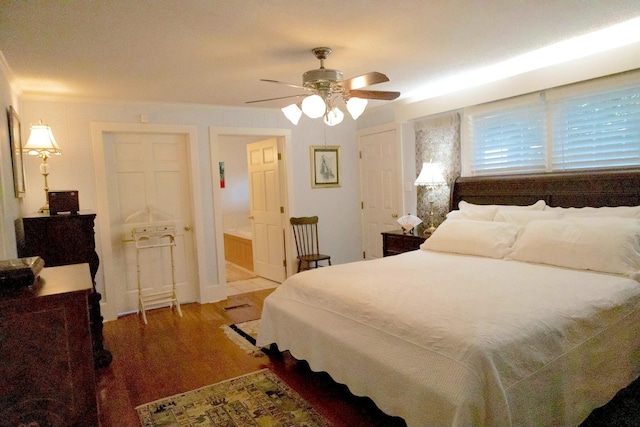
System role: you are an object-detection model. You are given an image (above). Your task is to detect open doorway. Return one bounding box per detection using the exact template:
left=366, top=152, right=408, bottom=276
left=210, top=128, right=294, bottom=298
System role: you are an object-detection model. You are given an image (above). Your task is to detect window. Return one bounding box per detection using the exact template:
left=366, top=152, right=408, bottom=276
left=464, top=71, right=640, bottom=176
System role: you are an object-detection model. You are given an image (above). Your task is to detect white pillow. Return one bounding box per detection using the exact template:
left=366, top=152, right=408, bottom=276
left=458, top=200, right=546, bottom=220
left=507, top=218, right=640, bottom=277
left=459, top=200, right=546, bottom=212
left=544, top=205, right=640, bottom=218
left=494, top=210, right=562, bottom=226
left=421, top=219, right=521, bottom=259
left=446, top=208, right=497, bottom=221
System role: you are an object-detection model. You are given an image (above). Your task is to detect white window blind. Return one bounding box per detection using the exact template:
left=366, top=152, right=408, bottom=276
left=550, top=85, right=640, bottom=170
left=464, top=71, right=640, bottom=176
left=467, top=98, right=546, bottom=175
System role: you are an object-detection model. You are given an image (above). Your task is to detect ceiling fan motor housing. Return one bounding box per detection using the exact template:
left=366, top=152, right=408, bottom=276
left=247, top=46, right=399, bottom=108
left=303, top=68, right=344, bottom=89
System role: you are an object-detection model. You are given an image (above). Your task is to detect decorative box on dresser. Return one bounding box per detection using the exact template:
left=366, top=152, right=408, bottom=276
left=382, top=224, right=429, bottom=256
left=0, top=264, right=99, bottom=426
left=15, top=211, right=113, bottom=368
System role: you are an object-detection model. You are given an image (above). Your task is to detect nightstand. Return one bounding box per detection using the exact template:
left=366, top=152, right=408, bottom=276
left=382, top=224, right=429, bottom=256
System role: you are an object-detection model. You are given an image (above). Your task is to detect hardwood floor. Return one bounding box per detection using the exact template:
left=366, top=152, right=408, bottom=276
left=96, top=289, right=405, bottom=427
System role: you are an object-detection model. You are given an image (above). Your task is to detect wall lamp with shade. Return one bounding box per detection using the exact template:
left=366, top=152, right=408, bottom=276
left=414, top=161, right=446, bottom=235
left=23, top=120, right=62, bottom=213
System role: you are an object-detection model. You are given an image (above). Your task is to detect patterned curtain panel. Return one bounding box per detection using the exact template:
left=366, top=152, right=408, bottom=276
left=415, top=113, right=461, bottom=227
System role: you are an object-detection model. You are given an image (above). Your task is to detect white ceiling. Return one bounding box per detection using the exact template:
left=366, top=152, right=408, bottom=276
left=1, top=1, right=639, bottom=110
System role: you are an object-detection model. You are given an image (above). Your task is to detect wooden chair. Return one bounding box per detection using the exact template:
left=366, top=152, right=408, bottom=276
left=290, top=216, right=332, bottom=272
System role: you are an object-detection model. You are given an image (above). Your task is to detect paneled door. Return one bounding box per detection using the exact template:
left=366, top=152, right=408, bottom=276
left=247, top=138, right=286, bottom=282
left=104, top=132, right=198, bottom=315
left=359, top=125, right=402, bottom=259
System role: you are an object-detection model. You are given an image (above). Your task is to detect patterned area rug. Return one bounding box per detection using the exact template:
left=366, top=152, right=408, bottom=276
left=136, top=368, right=333, bottom=427
left=221, top=319, right=264, bottom=357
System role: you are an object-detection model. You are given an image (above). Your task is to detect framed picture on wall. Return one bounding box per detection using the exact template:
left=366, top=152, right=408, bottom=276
left=310, top=145, right=340, bottom=188
left=6, top=106, right=26, bottom=198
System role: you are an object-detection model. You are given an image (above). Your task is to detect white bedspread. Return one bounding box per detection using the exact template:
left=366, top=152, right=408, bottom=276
left=257, top=250, right=640, bottom=427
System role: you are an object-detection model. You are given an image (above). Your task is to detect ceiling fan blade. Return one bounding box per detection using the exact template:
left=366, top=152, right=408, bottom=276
left=245, top=94, right=307, bottom=104
left=341, top=72, right=389, bottom=90
left=349, top=89, right=401, bottom=100
left=260, top=79, right=306, bottom=89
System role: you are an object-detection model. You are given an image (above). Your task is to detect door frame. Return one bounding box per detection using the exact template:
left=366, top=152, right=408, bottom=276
left=209, top=127, right=294, bottom=291
left=91, top=122, right=207, bottom=322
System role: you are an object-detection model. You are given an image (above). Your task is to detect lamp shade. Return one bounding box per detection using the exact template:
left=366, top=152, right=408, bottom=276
left=346, top=97, right=368, bottom=120
left=24, top=121, right=61, bottom=157
left=301, top=94, right=326, bottom=118
left=282, top=104, right=302, bottom=125
left=414, top=162, right=446, bottom=186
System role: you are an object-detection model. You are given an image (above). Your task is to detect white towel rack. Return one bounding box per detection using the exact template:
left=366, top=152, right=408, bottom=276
left=132, top=225, right=182, bottom=324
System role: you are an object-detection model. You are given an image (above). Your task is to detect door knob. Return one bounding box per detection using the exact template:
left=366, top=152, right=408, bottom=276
left=391, top=213, right=398, bottom=218
left=184, top=225, right=192, bottom=231
left=249, top=216, right=254, bottom=220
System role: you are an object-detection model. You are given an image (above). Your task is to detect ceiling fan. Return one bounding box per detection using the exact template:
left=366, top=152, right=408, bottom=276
left=246, top=47, right=401, bottom=125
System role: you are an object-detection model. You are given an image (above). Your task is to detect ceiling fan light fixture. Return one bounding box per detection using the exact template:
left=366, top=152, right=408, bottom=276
left=301, top=94, right=326, bottom=118
left=282, top=104, right=302, bottom=125
left=346, top=97, right=368, bottom=120
left=323, top=107, right=344, bottom=126
left=252, top=47, right=400, bottom=126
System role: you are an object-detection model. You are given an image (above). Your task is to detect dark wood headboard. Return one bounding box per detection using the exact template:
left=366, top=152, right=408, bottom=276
left=451, top=168, right=640, bottom=211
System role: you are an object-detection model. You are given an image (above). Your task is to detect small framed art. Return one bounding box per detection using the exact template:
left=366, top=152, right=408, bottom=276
left=7, top=106, right=26, bottom=198
left=310, top=145, right=340, bottom=188
left=219, top=161, right=225, bottom=188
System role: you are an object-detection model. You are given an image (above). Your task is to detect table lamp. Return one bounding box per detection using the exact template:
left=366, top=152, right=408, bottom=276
left=23, top=120, right=62, bottom=213
left=414, top=161, right=446, bottom=234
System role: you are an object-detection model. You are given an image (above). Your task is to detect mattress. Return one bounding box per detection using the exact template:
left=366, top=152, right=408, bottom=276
left=257, top=250, right=640, bottom=427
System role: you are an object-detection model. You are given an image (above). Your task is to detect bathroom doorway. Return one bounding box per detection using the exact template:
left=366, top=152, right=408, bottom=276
left=211, top=128, right=293, bottom=297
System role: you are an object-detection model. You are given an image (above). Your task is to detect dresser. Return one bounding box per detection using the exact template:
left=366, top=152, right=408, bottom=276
left=15, top=212, right=112, bottom=368
left=381, top=225, right=428, bottom=256
left=0, top=264, right=99, bottom=426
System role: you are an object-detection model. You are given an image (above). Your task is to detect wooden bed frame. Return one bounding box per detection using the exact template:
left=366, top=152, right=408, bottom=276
left=451, top=167, right=640, bottom=210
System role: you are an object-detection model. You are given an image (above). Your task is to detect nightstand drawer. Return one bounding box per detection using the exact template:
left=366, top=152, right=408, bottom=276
left=381, top=229, right=427, bottom=256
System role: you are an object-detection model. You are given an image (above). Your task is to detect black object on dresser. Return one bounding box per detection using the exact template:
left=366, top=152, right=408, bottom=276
left=15, top=212, right=113, bottom=368
left=382, top=224, right=428, bottom=256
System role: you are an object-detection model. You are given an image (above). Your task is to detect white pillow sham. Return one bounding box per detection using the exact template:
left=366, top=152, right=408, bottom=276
left=493, top=210, right=562, bottom=226
left=544, top=205, right=640, bottom=218
left=421, top=219, right=521, bottom=259
left=446, top=209, right=497, bottom=221
left=459, top=200, right=546, bottom=212
left=457, top=200, right=546, bottom=220
left=507, top=217, right=640, bottom=277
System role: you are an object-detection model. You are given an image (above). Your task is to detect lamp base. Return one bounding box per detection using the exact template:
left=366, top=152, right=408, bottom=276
left=423, top=225, right=436, bottom=235
left=38, top=203, right=50, bottom=214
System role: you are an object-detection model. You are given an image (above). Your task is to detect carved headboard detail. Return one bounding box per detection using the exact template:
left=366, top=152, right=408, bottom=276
left=451, top=168, right=640, bottom=211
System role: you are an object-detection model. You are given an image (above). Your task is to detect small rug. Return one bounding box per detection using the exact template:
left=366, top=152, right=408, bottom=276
left=136, top=368, right=334, bottom=427
left=221, top=319, right=264, bottom=357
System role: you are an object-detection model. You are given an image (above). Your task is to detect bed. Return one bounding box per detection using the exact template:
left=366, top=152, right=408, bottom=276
left=256, top=168, right=640, bottom=427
